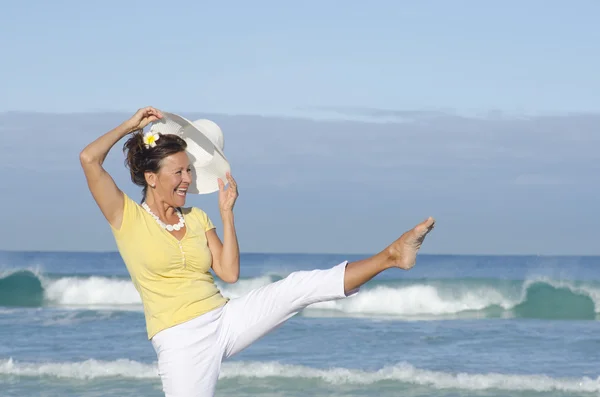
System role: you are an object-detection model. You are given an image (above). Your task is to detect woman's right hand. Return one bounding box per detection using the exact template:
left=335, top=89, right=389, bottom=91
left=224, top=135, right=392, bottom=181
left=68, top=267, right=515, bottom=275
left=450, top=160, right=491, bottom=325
left=123, top=107, right=163, bottom=133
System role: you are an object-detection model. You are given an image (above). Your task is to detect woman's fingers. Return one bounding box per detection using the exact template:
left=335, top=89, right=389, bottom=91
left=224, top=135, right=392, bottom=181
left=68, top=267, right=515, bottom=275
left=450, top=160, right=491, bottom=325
left=226, top=173, right=236, bottom=187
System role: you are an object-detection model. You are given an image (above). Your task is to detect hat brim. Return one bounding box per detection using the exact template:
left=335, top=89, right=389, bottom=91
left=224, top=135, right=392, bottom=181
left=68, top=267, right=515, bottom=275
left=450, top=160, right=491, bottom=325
left=159, top=112, right=230, bottom=195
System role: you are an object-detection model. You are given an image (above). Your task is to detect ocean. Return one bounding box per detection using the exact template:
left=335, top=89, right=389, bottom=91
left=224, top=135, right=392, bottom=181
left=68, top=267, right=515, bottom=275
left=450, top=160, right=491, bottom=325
left=1, top=250, right=599, bottom=396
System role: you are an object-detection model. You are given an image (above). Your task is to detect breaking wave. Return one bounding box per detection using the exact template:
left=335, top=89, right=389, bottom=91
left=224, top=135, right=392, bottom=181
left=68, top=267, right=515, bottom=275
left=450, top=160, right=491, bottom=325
left=1, top=269, right=599, bottom=320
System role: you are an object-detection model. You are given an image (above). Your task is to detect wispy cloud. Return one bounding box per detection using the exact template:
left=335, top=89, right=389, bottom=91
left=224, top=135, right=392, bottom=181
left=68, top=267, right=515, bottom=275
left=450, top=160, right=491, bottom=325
left=298, top=106, right=453, bottom=121
left=0, top=110, right=598, bottom=254
left=1, top=110, right=598, bottom=187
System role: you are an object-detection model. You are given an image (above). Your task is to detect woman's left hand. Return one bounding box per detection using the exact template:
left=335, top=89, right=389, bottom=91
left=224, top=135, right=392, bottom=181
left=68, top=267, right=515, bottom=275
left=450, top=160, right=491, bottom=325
left=218, top=172, right=238, bottom=213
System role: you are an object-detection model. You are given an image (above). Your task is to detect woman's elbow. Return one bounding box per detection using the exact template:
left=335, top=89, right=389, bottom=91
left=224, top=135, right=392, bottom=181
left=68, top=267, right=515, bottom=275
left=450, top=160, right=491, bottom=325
left=213, top=263, right=239, bottom=283
left=79, top=149, right=93, bottom=165
left=221, top=271, right=239, bottom=284
left=79, top=148, right=99, bottom=167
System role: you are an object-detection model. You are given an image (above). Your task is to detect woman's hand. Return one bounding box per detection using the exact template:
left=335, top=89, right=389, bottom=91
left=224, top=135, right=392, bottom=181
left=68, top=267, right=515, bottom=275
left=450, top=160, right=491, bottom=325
left=123, top=107, right=163, bottom=133
left=218, top=173, right=238, bottom=214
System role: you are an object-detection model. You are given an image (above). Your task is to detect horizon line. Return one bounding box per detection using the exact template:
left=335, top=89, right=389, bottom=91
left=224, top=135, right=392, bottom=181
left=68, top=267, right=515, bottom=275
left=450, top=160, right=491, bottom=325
left=1, top=249, right=597, bottom=258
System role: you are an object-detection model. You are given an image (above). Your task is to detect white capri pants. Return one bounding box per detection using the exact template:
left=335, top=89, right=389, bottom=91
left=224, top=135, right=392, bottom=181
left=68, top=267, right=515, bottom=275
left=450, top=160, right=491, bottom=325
left=151, top=261, right=357, bottom=397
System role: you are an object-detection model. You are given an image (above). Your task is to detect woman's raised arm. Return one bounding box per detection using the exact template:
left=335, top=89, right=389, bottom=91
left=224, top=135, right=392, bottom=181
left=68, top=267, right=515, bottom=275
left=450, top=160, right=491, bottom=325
left=79, top=106, right=162, bottom=229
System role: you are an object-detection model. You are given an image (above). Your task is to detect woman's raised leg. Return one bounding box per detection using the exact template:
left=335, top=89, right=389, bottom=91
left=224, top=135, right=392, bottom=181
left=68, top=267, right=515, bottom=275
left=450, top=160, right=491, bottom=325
left=218, top=217, right=436, bottom=359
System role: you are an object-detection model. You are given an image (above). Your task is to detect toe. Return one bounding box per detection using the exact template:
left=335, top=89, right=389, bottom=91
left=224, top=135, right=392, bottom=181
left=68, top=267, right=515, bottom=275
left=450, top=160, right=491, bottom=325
left=421, top=217, right=435, bottom=231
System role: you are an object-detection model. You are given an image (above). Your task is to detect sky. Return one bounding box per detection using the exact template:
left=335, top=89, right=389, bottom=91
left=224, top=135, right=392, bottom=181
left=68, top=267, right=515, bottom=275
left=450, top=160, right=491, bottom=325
left=0, top=1, right=599, bottom=255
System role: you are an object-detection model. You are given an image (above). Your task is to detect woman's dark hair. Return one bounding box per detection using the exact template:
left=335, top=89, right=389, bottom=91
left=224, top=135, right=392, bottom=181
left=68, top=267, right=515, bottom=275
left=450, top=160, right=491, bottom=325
left=123, top=130, right=187, bottom=200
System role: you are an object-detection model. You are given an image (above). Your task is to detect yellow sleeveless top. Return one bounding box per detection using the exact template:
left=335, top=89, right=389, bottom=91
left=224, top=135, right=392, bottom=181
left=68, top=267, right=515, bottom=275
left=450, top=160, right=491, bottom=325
left=110, top=193, right=228, bottom=339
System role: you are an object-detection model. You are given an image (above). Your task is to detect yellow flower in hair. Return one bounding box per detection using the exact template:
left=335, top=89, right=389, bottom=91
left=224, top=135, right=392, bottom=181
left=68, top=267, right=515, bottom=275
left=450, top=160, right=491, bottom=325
left=143, top=131, right=160, bottom=148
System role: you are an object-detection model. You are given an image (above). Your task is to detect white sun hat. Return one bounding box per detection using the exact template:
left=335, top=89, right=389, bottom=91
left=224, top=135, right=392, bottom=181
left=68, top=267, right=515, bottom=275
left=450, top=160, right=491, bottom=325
left=149, top=112, right=230, bottom=194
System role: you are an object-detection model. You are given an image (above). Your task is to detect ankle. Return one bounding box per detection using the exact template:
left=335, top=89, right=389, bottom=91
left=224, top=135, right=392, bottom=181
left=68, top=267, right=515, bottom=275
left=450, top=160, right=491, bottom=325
left=380, top=247, right=397, bottom=269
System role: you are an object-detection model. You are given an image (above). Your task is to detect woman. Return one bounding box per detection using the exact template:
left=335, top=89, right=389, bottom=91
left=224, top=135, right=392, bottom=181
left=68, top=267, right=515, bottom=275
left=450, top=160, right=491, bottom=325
left=79, top=106, right=435, bottom=397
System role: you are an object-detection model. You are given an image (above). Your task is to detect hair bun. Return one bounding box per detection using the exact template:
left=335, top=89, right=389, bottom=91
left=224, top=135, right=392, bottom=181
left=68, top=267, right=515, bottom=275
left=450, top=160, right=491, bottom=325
left=123, top=131, right=149, bottom=186
left=122, top=130, right=188, bottom=200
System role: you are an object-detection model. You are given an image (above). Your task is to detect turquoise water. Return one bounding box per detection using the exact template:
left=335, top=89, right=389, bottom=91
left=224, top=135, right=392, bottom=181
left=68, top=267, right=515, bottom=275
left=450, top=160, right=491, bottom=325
left=1, top=251, right=599, bottom=396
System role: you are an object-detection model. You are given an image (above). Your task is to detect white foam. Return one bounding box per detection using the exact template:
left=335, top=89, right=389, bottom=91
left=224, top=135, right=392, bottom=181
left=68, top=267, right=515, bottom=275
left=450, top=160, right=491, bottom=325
left=223, top=361, right=600, bottom=392
left=0, top=358, right=157, bottom=379
left=43, top=277, right=142, bottom=308
left=0, top=266, right=43, bottom=279
left=2, top=358, right=598, bottom=393
left=306, top=279, right=600, bottom=318
left=306, top=284, right=514, bottom=317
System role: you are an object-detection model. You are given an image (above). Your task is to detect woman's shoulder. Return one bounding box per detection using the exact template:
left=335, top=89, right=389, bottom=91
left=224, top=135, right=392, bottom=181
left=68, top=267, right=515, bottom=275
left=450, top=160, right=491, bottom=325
left=110, top=192, right=144, bottom=235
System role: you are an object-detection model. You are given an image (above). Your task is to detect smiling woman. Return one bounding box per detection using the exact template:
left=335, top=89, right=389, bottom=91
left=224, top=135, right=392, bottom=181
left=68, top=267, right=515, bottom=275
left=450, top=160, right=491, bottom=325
left=78, top=106, right=435, bottom=397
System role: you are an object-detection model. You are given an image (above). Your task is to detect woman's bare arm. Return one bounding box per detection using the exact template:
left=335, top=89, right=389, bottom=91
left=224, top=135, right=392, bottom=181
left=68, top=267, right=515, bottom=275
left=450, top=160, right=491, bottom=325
left=79, top=107, right=162, bottom=229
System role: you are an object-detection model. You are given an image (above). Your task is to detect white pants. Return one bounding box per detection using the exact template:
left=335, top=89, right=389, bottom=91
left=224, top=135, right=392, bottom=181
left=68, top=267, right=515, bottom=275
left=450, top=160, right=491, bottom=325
left=151, top=261, right=357, bottom=397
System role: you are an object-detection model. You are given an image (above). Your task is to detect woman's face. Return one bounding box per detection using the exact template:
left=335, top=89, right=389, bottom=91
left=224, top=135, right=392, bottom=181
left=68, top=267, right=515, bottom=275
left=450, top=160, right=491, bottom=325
left=148, top=151, right=192, bottom=208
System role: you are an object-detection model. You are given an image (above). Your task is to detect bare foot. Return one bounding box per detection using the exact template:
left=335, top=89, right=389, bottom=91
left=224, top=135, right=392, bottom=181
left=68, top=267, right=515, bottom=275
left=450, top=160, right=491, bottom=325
left=387, top=217, right=435, bottom=270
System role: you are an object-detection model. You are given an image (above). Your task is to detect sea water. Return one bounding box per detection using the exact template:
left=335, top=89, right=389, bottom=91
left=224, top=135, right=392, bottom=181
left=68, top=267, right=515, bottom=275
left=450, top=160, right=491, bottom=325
left=1, top=251, right=599, bottom=396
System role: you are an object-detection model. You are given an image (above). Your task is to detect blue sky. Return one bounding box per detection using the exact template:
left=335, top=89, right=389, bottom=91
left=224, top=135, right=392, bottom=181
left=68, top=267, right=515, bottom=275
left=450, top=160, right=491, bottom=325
left=3, top=1, right=599, bottom=115
left=1, top=1, right=599, bottom=255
